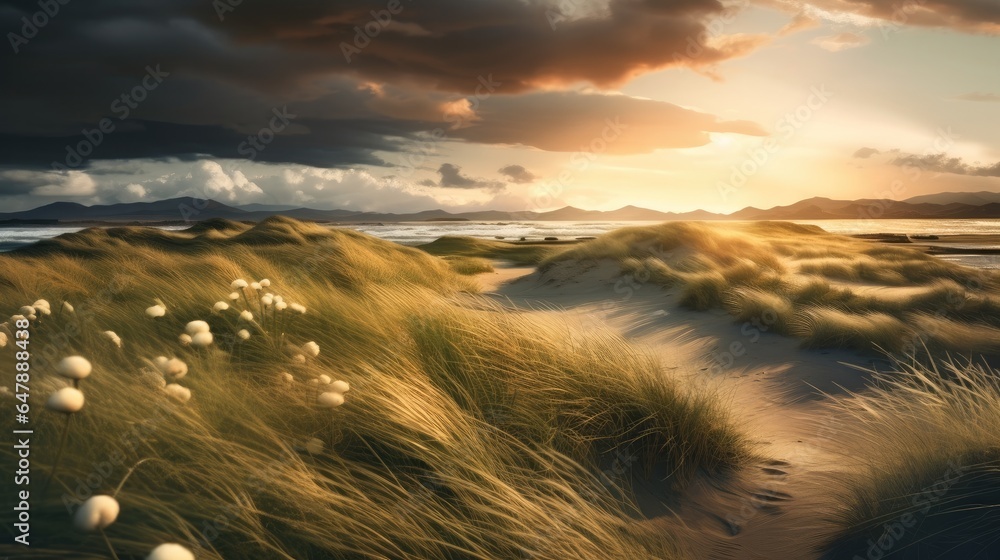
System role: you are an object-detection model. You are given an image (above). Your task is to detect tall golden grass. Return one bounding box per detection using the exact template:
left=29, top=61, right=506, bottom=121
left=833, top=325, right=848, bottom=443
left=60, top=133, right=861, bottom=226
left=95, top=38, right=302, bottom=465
left=544, top=222, right=1000, bottom=357
left=0, top=218, right=750, bottom=559
left=822, top=358, right=1000, bottom=559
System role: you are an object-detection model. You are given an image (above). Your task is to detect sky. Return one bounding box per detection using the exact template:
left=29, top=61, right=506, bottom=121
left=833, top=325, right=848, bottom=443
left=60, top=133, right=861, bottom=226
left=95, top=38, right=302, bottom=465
left=0, top=0, right=998, bottom=214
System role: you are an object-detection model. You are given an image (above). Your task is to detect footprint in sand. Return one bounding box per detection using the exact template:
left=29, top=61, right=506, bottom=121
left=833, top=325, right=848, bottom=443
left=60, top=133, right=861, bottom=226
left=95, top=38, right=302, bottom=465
left=760, top=459, right=792, bottom=476
left=713, top=460, right=796, bottom=537
left=750, top=489, right=793, bottom=502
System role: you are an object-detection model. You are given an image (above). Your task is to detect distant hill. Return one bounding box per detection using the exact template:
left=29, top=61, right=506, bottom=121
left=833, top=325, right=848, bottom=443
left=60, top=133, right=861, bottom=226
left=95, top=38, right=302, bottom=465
left=2, top=192, right=999, bottom=224
left=904, top=191, right=1000, bottom=206
left=729, top=196, right=1000, bottom=220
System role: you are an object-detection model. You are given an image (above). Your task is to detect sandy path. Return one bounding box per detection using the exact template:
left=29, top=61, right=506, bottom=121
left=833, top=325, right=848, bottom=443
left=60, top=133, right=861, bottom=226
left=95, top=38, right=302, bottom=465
left=477, top=260, right=874, bottom=559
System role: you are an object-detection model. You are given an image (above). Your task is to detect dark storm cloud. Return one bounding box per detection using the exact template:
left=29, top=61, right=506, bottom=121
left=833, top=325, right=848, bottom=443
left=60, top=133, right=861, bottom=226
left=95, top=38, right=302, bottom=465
left=0, top=0, right=771, bottom=170
left=498, top=165, right=537, bottom=184
left=420, top=163, right=506, bottom=191
left=185, top=0, right=768, bottom=92
left=0, top=119, right=410, bottom=169
left=451, top=91, right=768, bottom=153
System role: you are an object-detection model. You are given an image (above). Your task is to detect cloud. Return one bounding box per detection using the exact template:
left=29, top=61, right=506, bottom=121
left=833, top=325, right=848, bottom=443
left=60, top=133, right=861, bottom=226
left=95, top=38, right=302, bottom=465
left=420, top=163, right=506, bottom=192
left=778, top=12, right=820, bottom=35
left=889, top=153, right=1000, bottom=177
left=954, top=92, right=1000, bottom=103
left=498, top=165, right=537, bottom=184
left=810, top=32, right=870, bottom=51
left=193, top=161, right=264, bottom=202
left=124, top=183, right=148, bottom=201
left=762, top=0, right=1000, bottom=33
left=183, top=0, right=770, bottom=92
left=449, top=91, right=767, bottom=154
left=0, top=158, right=476, bottom=212
left=0, top=169, right=98, bottom=197
left=853, top=147, right=880, bottom=158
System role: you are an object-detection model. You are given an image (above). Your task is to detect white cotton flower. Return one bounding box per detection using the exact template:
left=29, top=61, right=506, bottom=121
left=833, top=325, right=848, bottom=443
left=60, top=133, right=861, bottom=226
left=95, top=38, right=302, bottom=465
left=289, top=303, right=306, bottom=314
left=239, top=310, right=253, bottom=321
left=259, top=279, right=271, bottom=287
left=157, top=357, right=188, bottom=379
left=318, top=391, right=345, bottom=408
left=101, top=331, right=122, bottom=348
left=191, top=332, right=213, bottom=347
left=250, top=281, right=261, bottom=290
left=0, top=332, right=6, bottom=348
left=228, top=291, right=240, bottom=301
left=292, top=354, right=306, bottom=364
left=281, top=372, right=294, bottom=383
left=57, top=356, right=92, bottom=380
left=260, top=294, right=273, bottom=306
left=145, top=305, right=166, bottom=318
left=19, top=305, right=35, bottom=317
left=147, top=543, right=195, bottom=560
left=73, top=495, right=120, bottom=531
left=46, top=387, right=85, bottom=413
left=273, top=295, right=283, bottom=303
left=330, top=380, right=350, bottom=394
left=10, top=314, right=26, bottom=324
left=318, top=374, right=331, bottom=385
left=213, top=301, right=229, bottom=312
left=237, top=329, right=250, bottom=340
left=62, top=301, right=74, bottom=313
left=164, top=384, right=191, bottom=403
left=184, top=320, right=210, bottom=335
left=178, top=333, right=192, bottom=346
left=274, top=301, right=287, bottom=311
left=231, top=279, right=248, bottom=290
left=305, top=438, right=324, bottom=454
left=302, top=341, right=320, bottom=358
left=32, top=300, right=51, bottom=315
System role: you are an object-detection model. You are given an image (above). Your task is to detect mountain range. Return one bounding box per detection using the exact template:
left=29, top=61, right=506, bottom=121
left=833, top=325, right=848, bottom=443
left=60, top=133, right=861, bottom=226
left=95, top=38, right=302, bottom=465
left=2, top=191, right=1000, bottom=224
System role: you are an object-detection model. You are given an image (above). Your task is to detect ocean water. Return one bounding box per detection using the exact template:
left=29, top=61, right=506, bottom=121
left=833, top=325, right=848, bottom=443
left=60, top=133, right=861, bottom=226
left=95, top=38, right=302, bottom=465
left=0, top=225, right=189, bottom=252
left=2, top=219, right=999, bottom=269
left=346, top=218, right=1000, bottom=245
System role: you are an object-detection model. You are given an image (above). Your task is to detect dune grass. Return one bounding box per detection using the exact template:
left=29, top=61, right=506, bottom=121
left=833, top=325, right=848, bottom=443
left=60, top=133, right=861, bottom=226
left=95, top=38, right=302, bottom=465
left=418, top=236, right=568, bottom=265
left=821, top=358, right=1000, bottom=559
left=543, top=222, right=1000, bottom=357
left=0, top=218, right=752, bottom=559
left=441, top=256, right=495, bottom=275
